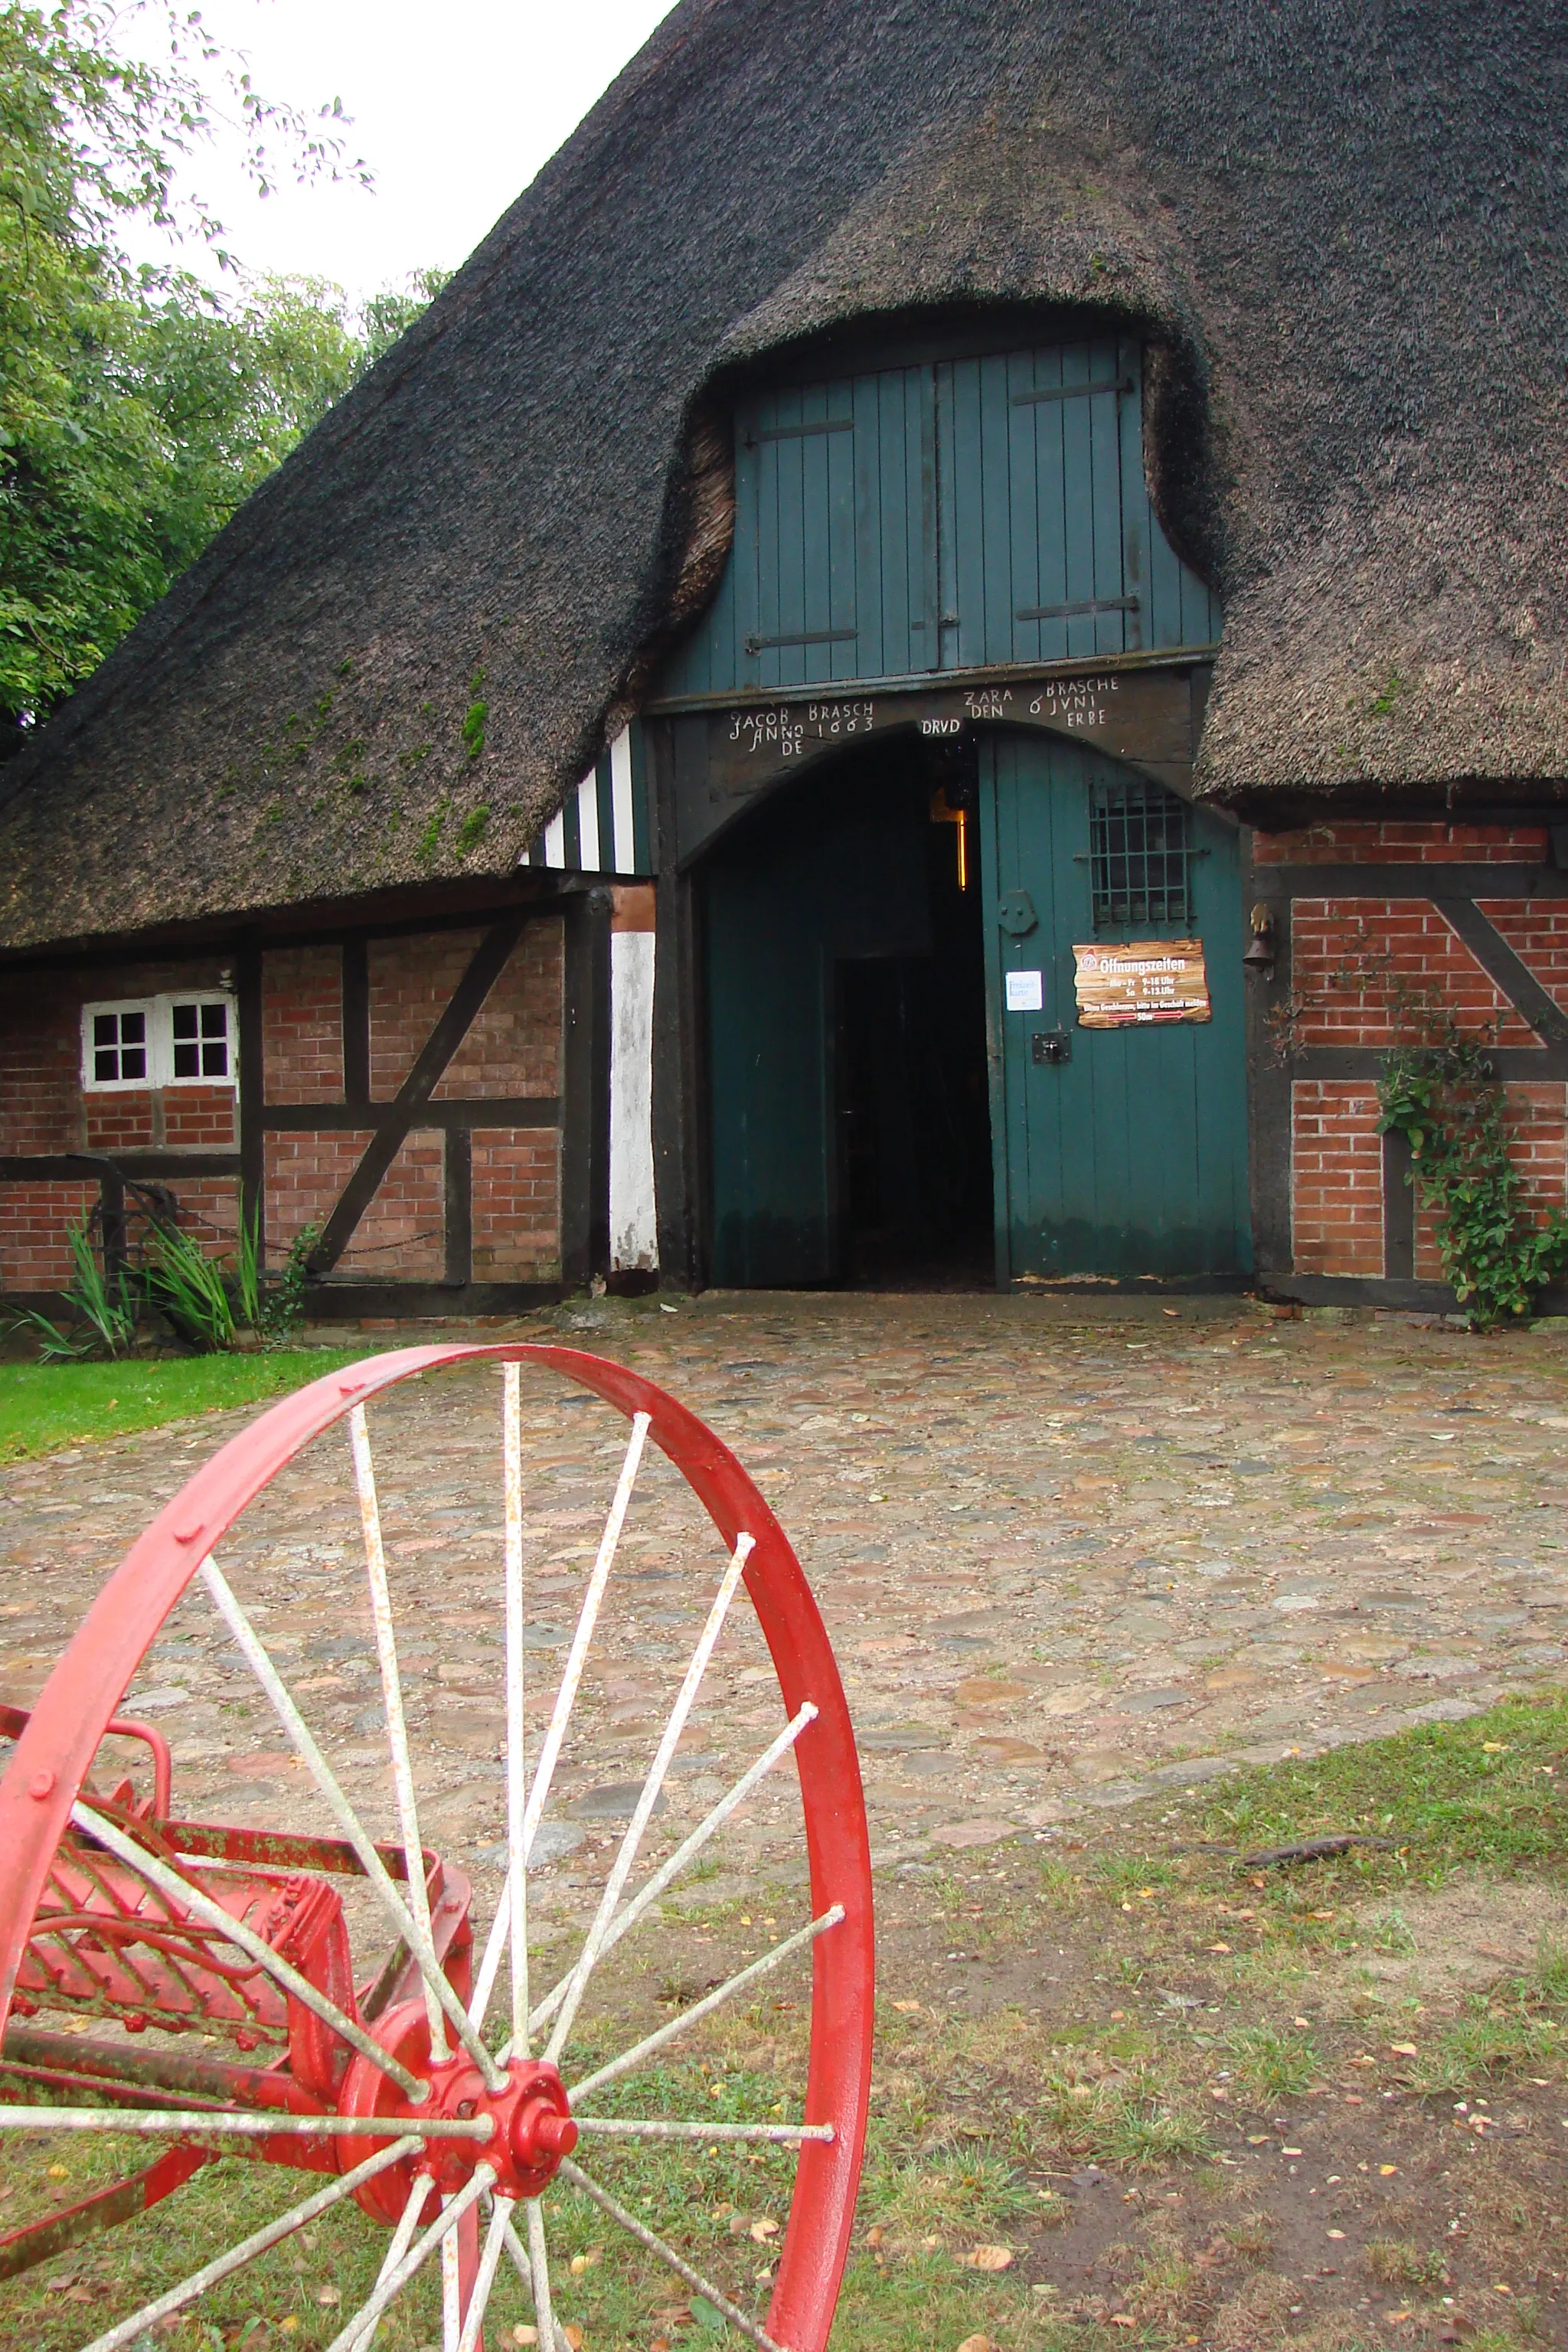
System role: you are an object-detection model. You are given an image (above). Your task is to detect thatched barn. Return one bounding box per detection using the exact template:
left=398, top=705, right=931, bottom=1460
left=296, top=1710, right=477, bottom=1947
left=2, top=0, right=1566, bottom=1315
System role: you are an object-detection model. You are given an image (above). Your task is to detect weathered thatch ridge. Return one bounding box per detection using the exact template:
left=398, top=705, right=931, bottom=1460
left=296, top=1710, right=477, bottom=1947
left=1, top=0, right=1565, bottom=949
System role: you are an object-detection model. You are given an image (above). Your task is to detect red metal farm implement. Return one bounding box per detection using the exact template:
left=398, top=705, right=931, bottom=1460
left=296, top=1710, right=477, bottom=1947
left=0, top=1345, right=874, bottom=2350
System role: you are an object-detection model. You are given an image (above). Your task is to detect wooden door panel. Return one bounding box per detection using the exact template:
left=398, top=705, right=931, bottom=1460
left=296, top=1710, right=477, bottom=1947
left=655, top=337, right=1218, bottom=705
left=982, top=733, right=1250, bottom=1279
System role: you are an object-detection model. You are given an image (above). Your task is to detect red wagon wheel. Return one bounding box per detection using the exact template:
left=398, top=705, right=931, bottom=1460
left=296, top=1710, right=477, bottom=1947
left=0, top=1345, right=874, bottom=2351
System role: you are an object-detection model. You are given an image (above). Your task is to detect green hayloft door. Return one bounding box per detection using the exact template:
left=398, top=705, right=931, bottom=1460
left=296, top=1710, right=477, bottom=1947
left=982, top=734, right=1251, bottom=1281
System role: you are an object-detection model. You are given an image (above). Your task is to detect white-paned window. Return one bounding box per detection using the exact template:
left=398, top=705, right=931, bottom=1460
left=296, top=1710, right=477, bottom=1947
left=80, top=995, right=236, bottom=1090
left=168, top=997, right=232, bottom=1080
left=85, top=1002, right=152, bottom=1088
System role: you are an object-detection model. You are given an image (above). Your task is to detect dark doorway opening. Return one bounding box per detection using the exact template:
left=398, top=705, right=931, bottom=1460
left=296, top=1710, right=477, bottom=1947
left=835, top=771, right=992, bottom=1288
left=701, top=737, right=993, bottom=1291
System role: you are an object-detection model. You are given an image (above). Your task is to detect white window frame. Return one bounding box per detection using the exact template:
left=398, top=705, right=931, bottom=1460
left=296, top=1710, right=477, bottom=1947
left=80, top=992, right=238, bottom=1092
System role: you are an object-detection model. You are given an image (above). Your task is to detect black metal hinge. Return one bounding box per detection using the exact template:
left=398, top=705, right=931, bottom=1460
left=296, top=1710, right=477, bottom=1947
left=743, top=628, right=858, bottom=655
left=1016, top=596, right=1141, bottom=622
left=743, top=418, right=854, bottom=446
left=1011, top=377, right=1132, bottom=407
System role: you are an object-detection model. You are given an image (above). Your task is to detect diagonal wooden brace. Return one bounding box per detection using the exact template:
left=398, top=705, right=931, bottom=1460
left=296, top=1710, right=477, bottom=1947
left=309, top=913, right=528, bottom=1276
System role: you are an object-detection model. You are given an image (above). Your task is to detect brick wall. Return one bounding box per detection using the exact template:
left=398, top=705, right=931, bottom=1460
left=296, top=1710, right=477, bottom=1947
left=1256, top=821, right=1550, bottom=866
left=1477, top=900, right=1568, bottom=1014
left=339, top=1130, right=446, bottom=1282
left=266, top=1130, right=366, bottom=1263
left=0, top=976, right=80, bottom=1153
left=1289, top=900, right=1537, bottom=1048
left=368, top=922, right=563, bottom=1100
left=1, top=959, right=237, bottom=1292
left=5, top=920, right=566, bottom=1300
left=0, top=956, right=234, bottom=1156
left=263, top=946, right=344, bottom=1102
left=472, top=1129, right=561, bottom=1278
left=1269, top=822, right=1568, bottom=1287
left=0, top=1181, right=97, bottom=1289
left=1290, top=1082, right=1383, bottom=1275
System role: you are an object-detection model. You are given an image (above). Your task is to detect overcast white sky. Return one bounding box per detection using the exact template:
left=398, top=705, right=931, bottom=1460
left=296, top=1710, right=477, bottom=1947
left=121, top=0, right=676, bottom=302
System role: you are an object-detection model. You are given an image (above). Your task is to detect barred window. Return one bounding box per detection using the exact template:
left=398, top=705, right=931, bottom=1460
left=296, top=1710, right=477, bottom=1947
left=1089, top=777, right=1191, bottom=927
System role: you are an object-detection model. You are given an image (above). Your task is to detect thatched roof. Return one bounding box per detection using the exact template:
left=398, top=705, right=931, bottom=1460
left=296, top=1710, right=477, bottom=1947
left=2, top=0, right=1565, bottom=951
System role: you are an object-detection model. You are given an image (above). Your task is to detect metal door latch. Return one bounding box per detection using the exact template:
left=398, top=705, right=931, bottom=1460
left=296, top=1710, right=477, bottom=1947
left=1031, top=1029, right=1071, bottom=1067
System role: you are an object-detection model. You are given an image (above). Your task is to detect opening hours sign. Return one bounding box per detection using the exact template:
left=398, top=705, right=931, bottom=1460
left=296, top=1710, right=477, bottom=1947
left=1072, top=939, right=1211, bottom=1027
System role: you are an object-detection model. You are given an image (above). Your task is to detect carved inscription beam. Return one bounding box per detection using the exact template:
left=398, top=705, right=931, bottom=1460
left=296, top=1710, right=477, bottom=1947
left=662, top=664, right=1204, bottom=867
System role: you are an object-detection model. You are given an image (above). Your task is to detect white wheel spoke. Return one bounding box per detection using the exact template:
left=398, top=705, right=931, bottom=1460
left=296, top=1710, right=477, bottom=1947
left=469, top=1410, right=651, bottom=2035
left=322, top=2163, right=496, bottom=2352
left=0, top=2102, right=485, bottom=2141
left=71, top=1800, right=428, bottom=2103
left=572, top=2116, right=834, bottom=2145
left=557, top=2157, right=788, bottom=2352
left=350, top=1403, right=446, bottom=2059
left=500, top=2210, right=573, bottom=2352
left=77, top=2134, right=420, bottom=2352
left=527, top=1703, right=816, bottom=2041
left=567, top=1906, right=844, bottom=2103
left=542, top=1532, right=754, bottom=2066
left=345, top=2174, right=436, bottom=2352
left=442, top=2217, right=462, bottom=2351
left=200, top=1555, right=505, bottom=2090
left=456, top=2192, right=514, bottom=2352
left=526, top=2198, right=560, bottom=2352
left=504, top=1363, right=530, bottom=2053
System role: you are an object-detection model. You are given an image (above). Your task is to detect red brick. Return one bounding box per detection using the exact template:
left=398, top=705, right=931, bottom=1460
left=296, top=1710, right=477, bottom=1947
left=1292, top=1083, right=1383, bottom=1274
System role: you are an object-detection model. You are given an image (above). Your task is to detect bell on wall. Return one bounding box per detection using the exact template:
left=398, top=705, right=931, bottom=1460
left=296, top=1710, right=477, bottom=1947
left=1242, top=903, right=1277, bottom=975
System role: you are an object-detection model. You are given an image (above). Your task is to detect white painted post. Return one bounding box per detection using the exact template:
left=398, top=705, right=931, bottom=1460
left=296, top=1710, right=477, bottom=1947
left=609, top=892, right=657, bottom=1274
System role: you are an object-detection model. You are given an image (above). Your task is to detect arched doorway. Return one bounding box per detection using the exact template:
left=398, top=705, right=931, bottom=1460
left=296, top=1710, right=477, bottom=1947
left=697, top=727, right=1250, bottom=1289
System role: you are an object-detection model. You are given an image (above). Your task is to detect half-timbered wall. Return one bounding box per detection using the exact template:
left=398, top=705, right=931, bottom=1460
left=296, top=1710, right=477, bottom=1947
left=1250, top=822, right=1568, bottom=1301
left=0, top=915, right=576, bottom=1308
left=0, top=956, right=238, bottom=1289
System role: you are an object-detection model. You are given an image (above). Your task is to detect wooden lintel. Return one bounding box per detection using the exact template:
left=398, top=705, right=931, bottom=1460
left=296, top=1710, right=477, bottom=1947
left=664, top=665, right=1203, bottom=868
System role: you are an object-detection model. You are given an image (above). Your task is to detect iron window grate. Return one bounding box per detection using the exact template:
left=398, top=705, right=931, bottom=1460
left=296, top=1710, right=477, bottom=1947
left=1089, top=778, right=1191, bottom=927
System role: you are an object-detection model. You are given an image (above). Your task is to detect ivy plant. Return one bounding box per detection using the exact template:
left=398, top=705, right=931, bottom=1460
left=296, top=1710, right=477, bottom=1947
left=1277, top=919, right=1568, bottom=1328
left=1376, top=1035, right=1568, bottom=1327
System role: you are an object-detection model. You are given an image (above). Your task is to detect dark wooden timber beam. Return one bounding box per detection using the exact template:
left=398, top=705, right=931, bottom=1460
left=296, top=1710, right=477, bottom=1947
left=443, top=1127, right=472, bottom=1286
left=309, top=912, right=528, bottom=1276
left=260, top=1098, right=560, bottom=1131
left=1292, top=1046, right=1568, bottom=1080
left=1262, top=863, right=1566, bottom=900
left=1430, top=897, right=1568, bottom=1051
left=236, top=940, right=264, bottom=1261
left=341, top=937, right=370, bottom=1100
left=0, top=1154, right=242, bottom=1181
left=558, top=888, right=612, bottom=1288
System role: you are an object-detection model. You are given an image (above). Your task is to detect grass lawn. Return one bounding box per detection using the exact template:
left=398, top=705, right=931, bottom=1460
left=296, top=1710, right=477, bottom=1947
left=0, top=1350, right=365, bottom=1462
left=0, top=1698, right=1563, bottom=2348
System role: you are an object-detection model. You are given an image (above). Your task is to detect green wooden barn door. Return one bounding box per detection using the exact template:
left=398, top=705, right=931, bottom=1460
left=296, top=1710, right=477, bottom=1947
left=980, top=734, right=1251, bottom=1281
left=655, top=338, right=1219, bottom=703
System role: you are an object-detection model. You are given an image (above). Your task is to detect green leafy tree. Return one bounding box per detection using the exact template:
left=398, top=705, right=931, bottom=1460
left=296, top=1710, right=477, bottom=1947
left=0, top=3, right=442, bottom=736
left=360, top=266, right=452, bottom=365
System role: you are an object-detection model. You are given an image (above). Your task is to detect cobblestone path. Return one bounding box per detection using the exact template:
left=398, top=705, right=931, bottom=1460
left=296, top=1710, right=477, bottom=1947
left=5, top=1295, right=1568, bottom=1902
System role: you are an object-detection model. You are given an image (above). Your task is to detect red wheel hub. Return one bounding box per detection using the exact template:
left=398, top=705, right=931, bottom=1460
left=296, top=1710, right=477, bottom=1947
left=338, top=2000, right=577, bottom=2217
